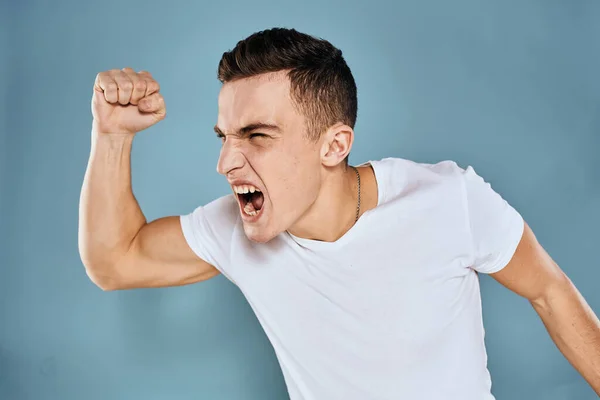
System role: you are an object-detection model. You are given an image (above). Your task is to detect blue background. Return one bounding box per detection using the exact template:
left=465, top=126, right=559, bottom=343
left=1, top=0, right=599, bottom=399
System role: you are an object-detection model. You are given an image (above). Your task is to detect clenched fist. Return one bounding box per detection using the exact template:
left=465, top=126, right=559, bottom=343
left=92, top=67, right=166, bottom=135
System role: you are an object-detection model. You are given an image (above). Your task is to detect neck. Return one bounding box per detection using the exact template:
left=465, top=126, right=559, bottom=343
left=287, top=164, right=373, bottom=242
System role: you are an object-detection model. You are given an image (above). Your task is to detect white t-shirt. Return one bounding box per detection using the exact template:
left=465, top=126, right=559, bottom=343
left=180, top=157, right=524, bottom=400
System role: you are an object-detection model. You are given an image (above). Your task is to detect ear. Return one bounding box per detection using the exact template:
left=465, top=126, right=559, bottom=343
left=320, top=123, right=354, bottom=167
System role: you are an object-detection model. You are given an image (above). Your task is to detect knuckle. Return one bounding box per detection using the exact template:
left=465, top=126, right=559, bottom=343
left=120, top=81, right=133, bottom=91
left=134, top=80, right=147, bottom=92
left=96, top=71, right=110, bottom=81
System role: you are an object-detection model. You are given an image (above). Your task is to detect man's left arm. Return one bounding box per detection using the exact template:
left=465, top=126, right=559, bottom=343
left=490, top=221, right=600, bottom=395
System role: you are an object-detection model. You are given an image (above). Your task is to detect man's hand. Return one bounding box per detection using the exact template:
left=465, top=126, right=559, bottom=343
left=92, top=67, right=166, bottom=135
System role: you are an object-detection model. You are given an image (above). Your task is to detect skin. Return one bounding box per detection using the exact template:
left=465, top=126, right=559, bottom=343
left=79, top=67, right=599, bottom=395
left=214, top=70, right=377, bottom=243
left=490, top=224, right=600, bottom=395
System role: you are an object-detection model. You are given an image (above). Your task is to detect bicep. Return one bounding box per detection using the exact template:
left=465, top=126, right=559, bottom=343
left=114, top=216, right=220, bottom=289
left=490, top=221, right=568, bottom=303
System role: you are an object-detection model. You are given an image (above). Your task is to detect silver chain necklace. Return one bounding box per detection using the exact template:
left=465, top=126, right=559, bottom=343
left=350, top=165, right=361, bottom=223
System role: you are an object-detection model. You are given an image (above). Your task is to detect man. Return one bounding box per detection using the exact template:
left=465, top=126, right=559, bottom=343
left=78, top=28, right=600, bottom=399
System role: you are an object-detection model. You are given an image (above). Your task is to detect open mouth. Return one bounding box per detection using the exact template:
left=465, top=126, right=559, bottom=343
left=233, top=185, right=265, bottom=218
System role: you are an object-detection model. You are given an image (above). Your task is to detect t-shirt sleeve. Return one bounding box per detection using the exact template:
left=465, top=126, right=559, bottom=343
left=179, top=195, right=239, bottom=280
left=460, top=165, right=525, bottom=274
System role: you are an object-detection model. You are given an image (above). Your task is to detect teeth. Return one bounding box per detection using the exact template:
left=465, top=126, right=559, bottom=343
left=233, top=184, right=261, bottom=194
left=243, top=203, right=258, bottom=217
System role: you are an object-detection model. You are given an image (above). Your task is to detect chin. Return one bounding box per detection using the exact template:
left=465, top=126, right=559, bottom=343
left=242, top=224, right=280, bottom=244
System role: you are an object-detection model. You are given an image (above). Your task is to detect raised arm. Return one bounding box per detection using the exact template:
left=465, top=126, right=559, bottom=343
left=78, top=68, right=219, bottom=291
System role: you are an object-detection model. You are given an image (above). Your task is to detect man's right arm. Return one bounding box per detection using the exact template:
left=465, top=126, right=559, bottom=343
left=78, top=68, right=219, bottom=291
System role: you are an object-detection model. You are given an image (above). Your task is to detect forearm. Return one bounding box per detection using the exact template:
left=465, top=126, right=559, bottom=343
left=78, top=130, right=146, bottom=285
left=532, top=277, right=600, bottom=395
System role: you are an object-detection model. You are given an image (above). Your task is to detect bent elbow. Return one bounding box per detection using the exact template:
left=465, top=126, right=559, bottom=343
left=91, top=275, right=121, bottom=291
left=81, top=260, right=123, bottom=291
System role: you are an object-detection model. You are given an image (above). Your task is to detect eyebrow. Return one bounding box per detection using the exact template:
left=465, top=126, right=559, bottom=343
left=213, top=122, right=282, bottom=137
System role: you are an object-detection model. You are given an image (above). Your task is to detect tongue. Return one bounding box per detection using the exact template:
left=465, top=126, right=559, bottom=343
left=251, top=192, right=264, bottom=210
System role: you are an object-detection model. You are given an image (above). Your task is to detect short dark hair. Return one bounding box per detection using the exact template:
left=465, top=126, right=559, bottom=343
left=217, top=28, right=358, bottom=144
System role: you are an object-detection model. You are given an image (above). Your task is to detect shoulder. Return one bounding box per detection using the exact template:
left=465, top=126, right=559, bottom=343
left=203, top=193, right=239, bottom=217
left=370, top=156, right=467, bottom=181
left=368, top=157, right=468, bottom=203
left=184, top=193, right=241, bottom=231
left=179, top=194, right=242, bottom=278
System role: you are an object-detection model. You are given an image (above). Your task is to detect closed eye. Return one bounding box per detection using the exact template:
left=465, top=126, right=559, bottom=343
left=215, top=132, right=267, bottom=143
left=249, top=133, right=267, bottom=139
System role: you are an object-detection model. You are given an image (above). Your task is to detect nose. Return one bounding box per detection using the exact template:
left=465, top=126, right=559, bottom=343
left=216, top=139, right=245, bottom=176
